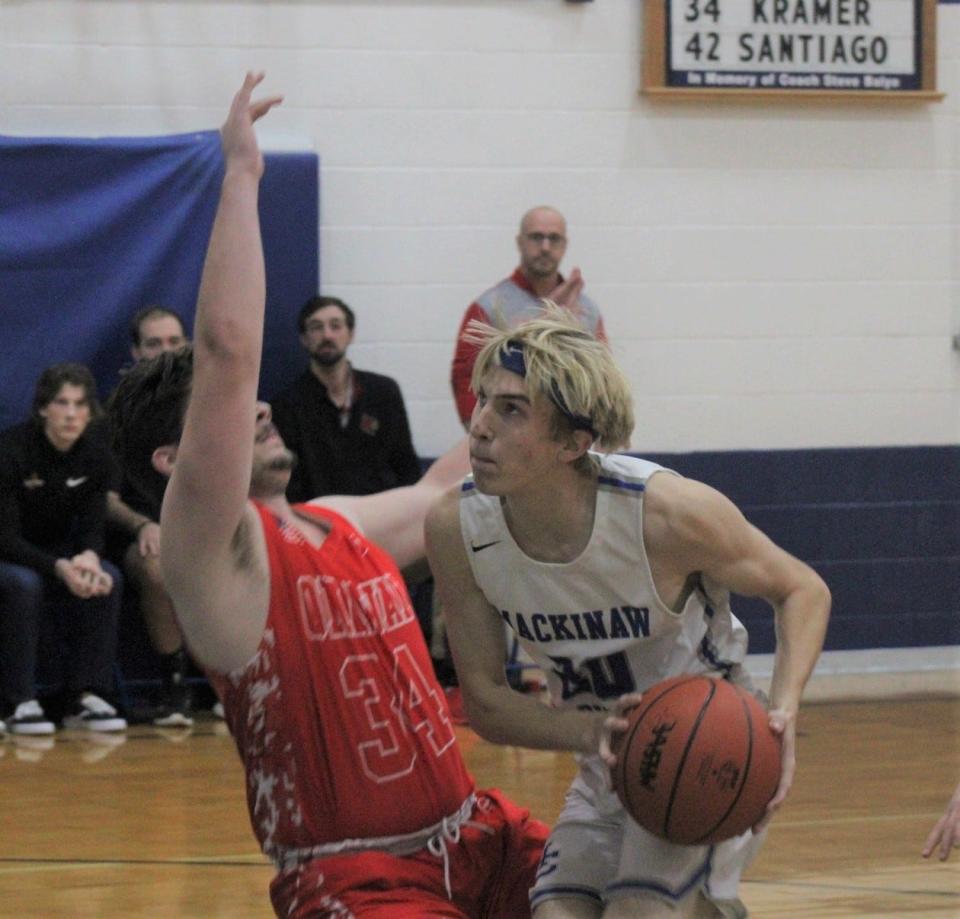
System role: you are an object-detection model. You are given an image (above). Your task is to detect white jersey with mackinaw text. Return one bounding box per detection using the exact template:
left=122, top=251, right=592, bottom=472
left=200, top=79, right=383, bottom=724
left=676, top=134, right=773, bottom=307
left=459, top=452, right=754, bottom=715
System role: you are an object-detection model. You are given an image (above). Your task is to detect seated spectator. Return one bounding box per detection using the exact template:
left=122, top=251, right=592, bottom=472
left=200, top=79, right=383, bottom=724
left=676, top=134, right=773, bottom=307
left=103, top=306, right=194, bottom=726
left=270, top=296, right=422, bottom=501
left=0, top=363, right=126, bottom=735
left=127, top=305, right=188, bottom=361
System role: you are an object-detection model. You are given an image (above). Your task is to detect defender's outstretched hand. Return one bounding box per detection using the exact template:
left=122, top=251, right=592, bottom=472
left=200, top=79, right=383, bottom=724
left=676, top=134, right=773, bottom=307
left=220, top=72, right=283, bottom=177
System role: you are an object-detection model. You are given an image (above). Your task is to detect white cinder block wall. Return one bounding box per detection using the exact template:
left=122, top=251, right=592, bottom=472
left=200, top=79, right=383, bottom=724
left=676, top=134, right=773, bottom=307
left=3, top=0, right=957, bottom=458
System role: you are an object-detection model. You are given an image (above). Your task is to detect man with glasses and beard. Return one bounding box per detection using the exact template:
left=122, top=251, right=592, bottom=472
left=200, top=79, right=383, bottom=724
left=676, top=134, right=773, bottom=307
left=270, top=295, right=422, bottom=502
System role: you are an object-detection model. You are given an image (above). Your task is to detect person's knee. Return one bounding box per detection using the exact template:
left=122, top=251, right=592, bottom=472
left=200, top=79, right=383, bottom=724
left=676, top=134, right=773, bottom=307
left=0, top=562, right=43, bottom=599
left=125, top=546, right=167, bottom=593
left=91, top=560, right=123, bottom=621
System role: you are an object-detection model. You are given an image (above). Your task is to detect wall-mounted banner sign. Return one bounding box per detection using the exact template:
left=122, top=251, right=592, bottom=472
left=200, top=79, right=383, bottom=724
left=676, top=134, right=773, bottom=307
left=643, top=0, right=943, bottom=100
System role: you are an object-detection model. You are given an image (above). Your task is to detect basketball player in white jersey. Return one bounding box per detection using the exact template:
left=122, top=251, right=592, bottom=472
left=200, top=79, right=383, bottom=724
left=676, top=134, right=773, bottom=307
left=425, top=305, right=831, bottom=918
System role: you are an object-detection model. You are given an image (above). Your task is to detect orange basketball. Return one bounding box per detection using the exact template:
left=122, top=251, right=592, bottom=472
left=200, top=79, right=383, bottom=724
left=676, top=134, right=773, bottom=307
left=612, top=674, right=781, bottom=845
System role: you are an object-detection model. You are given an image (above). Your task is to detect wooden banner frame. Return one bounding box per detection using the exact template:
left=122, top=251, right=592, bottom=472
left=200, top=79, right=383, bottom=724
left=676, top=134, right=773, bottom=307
left=642, top=0, right=943, bottom=102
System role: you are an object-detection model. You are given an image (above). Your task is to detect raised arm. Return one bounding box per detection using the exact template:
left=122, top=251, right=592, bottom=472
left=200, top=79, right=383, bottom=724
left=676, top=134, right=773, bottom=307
left=159, top=74, right=282, bottom=664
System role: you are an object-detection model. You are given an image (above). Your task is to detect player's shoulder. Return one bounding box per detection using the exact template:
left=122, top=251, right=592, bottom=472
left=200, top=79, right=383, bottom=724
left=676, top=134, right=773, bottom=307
left=645, top=468, right=717, bottom=510
left=425, top=481, right=475, bottom=573
left=595, top=452, right=661, bottom=492
left=644, top=471, right=741, bottom=547
left=595, top=453, right=686, bottom=512
left=426, top=480, right=464, bottom=534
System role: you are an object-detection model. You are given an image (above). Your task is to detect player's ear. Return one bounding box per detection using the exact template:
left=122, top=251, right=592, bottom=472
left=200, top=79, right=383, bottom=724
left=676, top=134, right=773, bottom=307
left=151, top=444, right=178, bottom=478
left=557, top=428, right=593, bottom=465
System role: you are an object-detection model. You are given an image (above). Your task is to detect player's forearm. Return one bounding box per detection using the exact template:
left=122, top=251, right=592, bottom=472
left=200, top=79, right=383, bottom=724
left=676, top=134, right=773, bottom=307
left=0, top=537, right=58, bottom=579
left=166, top=169, right=264, bottom=545
left=106, top=490, right=153, bottom=534
left=463, top=680, right=603, bottom=755
left=769, top=573, right=831, bottom=713
left=193, top=170, right=265, bottom=370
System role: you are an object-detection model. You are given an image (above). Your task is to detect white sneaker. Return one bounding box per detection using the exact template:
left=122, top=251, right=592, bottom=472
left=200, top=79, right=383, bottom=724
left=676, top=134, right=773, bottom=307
left=211, top=701, right=225, bottom=720
left=8, top=699, right=56, bottom=735
left=153, top=709, right=194, bottom=728
left=62, top=693, right=127, bottom=733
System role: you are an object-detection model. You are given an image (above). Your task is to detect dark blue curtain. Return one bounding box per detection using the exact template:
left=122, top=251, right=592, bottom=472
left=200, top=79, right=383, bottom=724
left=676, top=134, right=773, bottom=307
left=0, top=132, right=318, bottom=427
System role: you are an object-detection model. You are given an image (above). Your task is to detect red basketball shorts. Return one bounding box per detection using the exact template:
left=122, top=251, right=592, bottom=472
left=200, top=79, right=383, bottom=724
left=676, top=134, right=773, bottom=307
left=269, top=788, right=549, bottom=918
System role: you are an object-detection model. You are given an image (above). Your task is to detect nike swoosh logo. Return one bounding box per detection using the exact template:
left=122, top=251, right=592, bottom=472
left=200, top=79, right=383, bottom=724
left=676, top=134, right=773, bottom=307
left=471, top=540, right=501, bottom=553
left=65, top=477, right=88, bottom=488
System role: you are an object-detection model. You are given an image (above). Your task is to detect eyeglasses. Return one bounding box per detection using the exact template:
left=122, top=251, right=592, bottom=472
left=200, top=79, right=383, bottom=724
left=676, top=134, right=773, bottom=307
left=524, top=232, right=567, bottom=247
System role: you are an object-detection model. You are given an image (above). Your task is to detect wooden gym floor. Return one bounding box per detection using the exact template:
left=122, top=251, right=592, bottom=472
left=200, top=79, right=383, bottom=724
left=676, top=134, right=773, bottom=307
left=0, top=696, right=957, bottom=917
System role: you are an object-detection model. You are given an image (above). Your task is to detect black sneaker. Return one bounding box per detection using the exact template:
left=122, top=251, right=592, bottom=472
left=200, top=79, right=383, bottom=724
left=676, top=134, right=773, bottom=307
left=63, top=693, right=127, bottom=733
left=153, top=683, right=194, bottom=728
left=8, top=699, right=56, bottom=735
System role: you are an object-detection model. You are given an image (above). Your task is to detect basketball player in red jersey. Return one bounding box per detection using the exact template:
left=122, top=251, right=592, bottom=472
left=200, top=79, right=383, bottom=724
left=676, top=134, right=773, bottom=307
left=109, top=73, right=547, bottom=918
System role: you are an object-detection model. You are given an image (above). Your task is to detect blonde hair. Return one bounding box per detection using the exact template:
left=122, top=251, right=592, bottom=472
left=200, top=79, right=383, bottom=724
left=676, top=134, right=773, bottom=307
left=467, top=301, right=634, bottom=452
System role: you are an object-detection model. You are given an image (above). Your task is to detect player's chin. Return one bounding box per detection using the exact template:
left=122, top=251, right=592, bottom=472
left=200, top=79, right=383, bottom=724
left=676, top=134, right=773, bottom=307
left=470, top=462, right=501, bottom=493
left=268, top=448, right=296, bottom=472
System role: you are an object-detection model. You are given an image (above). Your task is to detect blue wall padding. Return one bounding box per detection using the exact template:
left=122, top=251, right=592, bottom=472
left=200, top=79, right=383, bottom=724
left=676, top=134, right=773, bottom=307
left=258, top=151, right=320, bottom=402
left=644, top=446, right=960, bottom=654
left=0, top=133, right=318, bottom=427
